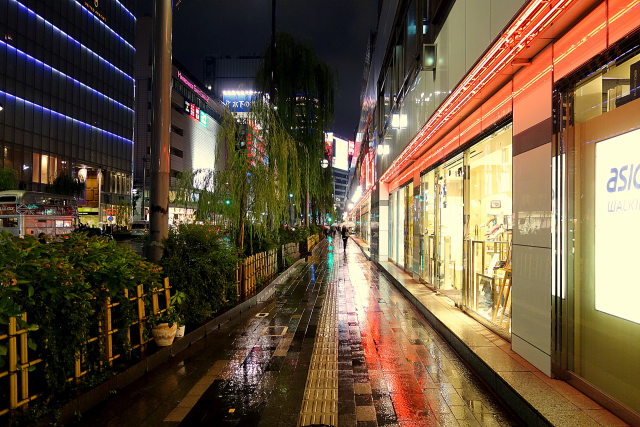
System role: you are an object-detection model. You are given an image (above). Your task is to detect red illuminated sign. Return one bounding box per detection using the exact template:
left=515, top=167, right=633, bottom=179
left=177, top=71, right=210, bottom=103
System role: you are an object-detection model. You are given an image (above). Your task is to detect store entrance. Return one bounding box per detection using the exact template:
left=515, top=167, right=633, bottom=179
left=436, top=154, right=464, bottom=302
left=419, top=170, right=436, bottom=285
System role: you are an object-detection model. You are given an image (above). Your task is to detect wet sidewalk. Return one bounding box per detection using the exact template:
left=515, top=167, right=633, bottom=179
left=79, top=238, right=515, bottom=426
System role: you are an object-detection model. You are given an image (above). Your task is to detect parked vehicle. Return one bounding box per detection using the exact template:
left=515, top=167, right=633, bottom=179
left=131, top=220, right=150, bottom=236
left=0, top=190, right=77, bottom=237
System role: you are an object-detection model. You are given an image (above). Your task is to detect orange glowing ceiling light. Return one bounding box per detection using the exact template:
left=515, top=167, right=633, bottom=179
left=380, top=0, right=577, bottom=184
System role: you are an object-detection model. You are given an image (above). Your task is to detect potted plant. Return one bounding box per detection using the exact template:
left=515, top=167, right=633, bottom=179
left=147, top=305, right=182, bottom=347
left=171, top=291, right=187, bottom=338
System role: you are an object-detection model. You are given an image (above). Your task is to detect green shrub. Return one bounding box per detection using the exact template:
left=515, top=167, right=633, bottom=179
left=309, top=224, right=322, bottom=236
left=279, top=225, right=310, bottom=245
left=0, top=232, right=161, bottom=413
left=244, top=225, right=279, bottom=256
left=0, top=168, right=18, bottom=191
left=161, top=224, right=239, bottom=326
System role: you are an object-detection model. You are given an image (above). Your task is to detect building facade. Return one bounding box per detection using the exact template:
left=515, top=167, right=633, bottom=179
left=135, top=16, right=227, bottom=224
left=348, top=0, right=640, bottom=423
left=203, top=55, right=263, bottom=100
left=0, top=0, right=136, bottom=225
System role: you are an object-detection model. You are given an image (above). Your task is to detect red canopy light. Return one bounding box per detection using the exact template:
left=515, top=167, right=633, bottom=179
left=380, top=0, right=576, bottom=184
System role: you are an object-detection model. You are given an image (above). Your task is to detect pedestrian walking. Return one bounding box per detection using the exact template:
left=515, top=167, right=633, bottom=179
left=341, top=225, right=349, bottom=252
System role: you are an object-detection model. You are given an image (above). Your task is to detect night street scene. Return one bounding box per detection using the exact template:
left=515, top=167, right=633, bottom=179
left=0, top=0, right=639, bottom=425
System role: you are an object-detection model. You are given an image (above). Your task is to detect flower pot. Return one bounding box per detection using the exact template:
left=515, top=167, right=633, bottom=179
left=175, top=324, right=186, bottom=338
left=151, top=323, right=177, bottom=346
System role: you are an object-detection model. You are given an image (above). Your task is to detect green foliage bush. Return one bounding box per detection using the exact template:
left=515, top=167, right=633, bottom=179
left=161, top=224, right=239, bottom=327
left=45, top=173, right=84, bottom=197
left=279, top=225, right=310, bottom=245
left=0, top=232, right=162, bottom=412
left=243, top=225, right=279, bottom=256
left=0, top=168, right=18, bottom=191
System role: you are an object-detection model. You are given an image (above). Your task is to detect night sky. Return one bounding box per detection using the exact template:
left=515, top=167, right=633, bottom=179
left=140, top=0, right=379, bottom=138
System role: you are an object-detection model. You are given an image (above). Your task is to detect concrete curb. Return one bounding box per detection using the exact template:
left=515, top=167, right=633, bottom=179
left=60, top=257, right=307, bottom=423
left=350, top=238, right=550, bottom=426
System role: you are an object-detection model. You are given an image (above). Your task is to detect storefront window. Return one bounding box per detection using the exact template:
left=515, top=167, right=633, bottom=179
left=564, top=50, right=640, bottom=412
left=389, top=186, right=407, bottom=267
left=437, top=154, right=464, bottom=300
left=467, top=124, right=513, bottom=332
left=419, top=171, right=436, bottom=285
left=404, top=183, right=413, bottom=271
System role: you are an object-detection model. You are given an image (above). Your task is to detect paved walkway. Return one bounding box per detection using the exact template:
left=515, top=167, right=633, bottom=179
left=79, top=238, right=515, bottom=426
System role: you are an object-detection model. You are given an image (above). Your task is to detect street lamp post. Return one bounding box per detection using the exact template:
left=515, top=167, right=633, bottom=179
left=141, top=156, right=148, bottom=221
left=148, top=0, right=172, bottom=262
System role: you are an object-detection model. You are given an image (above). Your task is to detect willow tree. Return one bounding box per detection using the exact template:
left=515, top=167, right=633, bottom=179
left=191, top=99, right=301, bottom=252
left=257, top=33, right=335, bottom=225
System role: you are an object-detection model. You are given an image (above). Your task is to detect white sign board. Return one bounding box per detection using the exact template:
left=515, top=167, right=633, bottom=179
left=333, top=137, right=349, bottom=171
left=595, top=128, right=640, bottom=324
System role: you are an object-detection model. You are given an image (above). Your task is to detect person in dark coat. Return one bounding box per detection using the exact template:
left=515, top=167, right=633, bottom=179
left=341, top=225, right=349, bottom=252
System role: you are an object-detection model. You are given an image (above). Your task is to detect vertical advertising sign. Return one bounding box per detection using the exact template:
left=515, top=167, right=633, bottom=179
left=595, top=128, right=640, bottom=324
left=333, top=137, right=349, bottom=171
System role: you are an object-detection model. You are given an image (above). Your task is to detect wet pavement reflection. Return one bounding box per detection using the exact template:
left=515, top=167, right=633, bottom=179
left=80, top=238, right=515, bottom=426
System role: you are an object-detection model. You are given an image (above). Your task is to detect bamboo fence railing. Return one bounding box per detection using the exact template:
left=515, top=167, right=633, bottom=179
left=0, top=279, right=172, bottom=417
left=0, top=237, right=322, bottom=418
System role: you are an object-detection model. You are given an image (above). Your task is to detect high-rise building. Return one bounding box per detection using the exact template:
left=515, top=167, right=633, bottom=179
left=203, top=55, right=262, bottom=99
left=0, top=0, right=136, bottom=225
left=135, top=16, right=228, bottom=224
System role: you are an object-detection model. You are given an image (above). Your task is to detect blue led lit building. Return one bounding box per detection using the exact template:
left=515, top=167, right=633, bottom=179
left=0, top=0, right=135, bottom=225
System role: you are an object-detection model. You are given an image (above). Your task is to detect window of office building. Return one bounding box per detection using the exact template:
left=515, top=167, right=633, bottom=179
left=559, top=47, right=640, bottom=413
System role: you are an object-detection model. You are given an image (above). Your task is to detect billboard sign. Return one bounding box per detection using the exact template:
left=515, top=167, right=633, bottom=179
left=333, top=137, right=349, bottom=171
left=595, top=128, right=640, bottom=324
left=222, top=90, right=258, bottom=113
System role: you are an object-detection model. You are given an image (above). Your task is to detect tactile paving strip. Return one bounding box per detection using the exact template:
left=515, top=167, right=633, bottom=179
left=298, top=275, right=338, bottom=426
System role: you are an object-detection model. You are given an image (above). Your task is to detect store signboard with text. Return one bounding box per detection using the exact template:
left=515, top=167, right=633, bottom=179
left=595, top=128, right=640, bottom=324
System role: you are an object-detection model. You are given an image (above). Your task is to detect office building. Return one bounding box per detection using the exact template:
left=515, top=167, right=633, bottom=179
left=348, top=0, right=640, bottom=423
left=135, top=16, right=227, bottom=224
left=203, top=55, right=262, bottom=100
left=0, top=0, right=136, bottom=225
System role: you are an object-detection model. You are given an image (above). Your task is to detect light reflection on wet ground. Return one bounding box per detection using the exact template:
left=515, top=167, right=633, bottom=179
left=336, top=242, right=516, bottom=426
left=79, top=239, right=515, bottom=426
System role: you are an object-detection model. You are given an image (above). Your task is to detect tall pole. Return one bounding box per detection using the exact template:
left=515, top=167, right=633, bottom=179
left=149, top=0, right=172, bottom=262
left=270, top=0, right=277, bottom=101
left=305, top=147, right=310, bottom=227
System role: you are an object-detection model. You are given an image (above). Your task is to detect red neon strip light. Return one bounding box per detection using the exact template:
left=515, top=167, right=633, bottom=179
left=380, top=0, right=576, bottom=184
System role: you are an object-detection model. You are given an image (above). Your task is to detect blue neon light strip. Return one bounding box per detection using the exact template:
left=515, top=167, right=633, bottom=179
left=12, top=0, right=133, bottom=82
left=1, top=40, right=133, bottom=114
left=71, top=0, right=135, bottom=51
left=0, top=90, right=133, bottom=144
left=112, top=0, right=136, bottom=21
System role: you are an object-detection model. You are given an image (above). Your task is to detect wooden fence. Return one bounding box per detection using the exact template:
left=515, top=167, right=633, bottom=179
left=306, top=233, right=321, bottom=253
left=238, top=249, right=278, bottom=299
left=1, top=236, right=323, bottom=419
left=0, top=279, right=172, bottom=417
